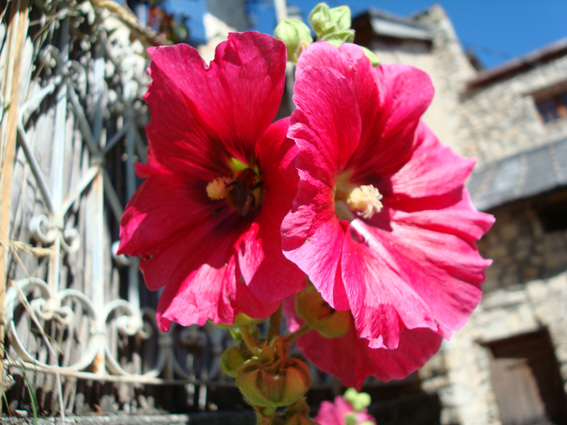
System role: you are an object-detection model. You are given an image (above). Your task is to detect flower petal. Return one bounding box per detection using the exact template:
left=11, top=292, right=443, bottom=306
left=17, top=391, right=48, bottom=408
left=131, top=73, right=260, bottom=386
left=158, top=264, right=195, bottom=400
left=118, top=172, right=218, bottom=258
left=290, top=64, right=362, bottom=175
left=147, top=32, right=286, bottom=165
left=386, top=121, right=475, bottom=200
left=297, top=324, right=443, bottom=389
left=237, top=119, right=306, bottom=302
left=284, top=299, right=443, bottom=389
left=343, top=216, right=491, bottom=344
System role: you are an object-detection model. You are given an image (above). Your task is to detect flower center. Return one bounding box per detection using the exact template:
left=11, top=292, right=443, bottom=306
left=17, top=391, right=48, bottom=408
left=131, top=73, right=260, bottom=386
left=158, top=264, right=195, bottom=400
left=335, top=175, right=383, bottom=221
left=206, top=167, right=263, bottom=216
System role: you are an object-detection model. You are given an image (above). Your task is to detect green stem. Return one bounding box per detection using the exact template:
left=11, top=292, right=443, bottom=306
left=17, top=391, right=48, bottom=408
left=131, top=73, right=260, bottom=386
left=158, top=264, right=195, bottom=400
left=284, top=324, right=312, bottom=344
left=240, top=325, right=261, bottom=355
left=253, top=406, right=276, bottom=425
left=267, top=302, right=282, bottom=343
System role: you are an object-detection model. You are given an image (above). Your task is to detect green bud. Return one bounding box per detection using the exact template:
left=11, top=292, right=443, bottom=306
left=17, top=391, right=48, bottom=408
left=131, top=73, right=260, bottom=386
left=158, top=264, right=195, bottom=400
left=308, top=3, right=334, bottom=39
left=360, top=422, right=375, bottom=425
left=309, top=3, right=354, bottom=42
left=237, top=357, right=311, bottom=407
left=220, top=345, right=248, bottom=377
left=361, top=46, right=380, bottom=66
left=296, top=287, right=350, bottom=338
left=345, top=413, right=358, bottom=425
left=344, top=388, right=371, bottom=412
left=329, top=6, right=351, bottom=31
left=321, top=29, right=355, bottom=47
left=274, top=19, right=313, bottom=63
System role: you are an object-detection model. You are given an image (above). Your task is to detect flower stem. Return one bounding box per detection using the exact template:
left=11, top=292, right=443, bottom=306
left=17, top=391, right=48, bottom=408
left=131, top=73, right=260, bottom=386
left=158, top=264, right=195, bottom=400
left=253, top=405, right=276, bottom=425
left=284, top=324, right=312, bottom=344
left=240, top=325, right=261, bottom=355
left=267, top=303, right=282, bottom=343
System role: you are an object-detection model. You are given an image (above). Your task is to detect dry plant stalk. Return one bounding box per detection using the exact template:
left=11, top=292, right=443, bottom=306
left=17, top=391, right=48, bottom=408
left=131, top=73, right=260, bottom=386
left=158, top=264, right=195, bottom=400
left=0, top=0, right=31, bottom=405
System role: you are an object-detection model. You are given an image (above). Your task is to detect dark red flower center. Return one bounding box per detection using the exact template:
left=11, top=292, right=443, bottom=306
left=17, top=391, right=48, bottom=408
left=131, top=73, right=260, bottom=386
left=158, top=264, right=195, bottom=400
left=206, top=167, right=264, bottom=216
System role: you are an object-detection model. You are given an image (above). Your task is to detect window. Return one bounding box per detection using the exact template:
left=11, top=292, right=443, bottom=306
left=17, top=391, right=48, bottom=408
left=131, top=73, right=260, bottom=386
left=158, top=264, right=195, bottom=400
left=533, top=83, right=567, bottom=124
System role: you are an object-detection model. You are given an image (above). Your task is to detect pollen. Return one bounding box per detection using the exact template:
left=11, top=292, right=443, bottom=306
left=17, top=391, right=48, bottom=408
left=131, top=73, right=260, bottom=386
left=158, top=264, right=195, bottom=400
left=206, top=176, right=233, bottom=200
left=346, top=184, right=383, bottom=219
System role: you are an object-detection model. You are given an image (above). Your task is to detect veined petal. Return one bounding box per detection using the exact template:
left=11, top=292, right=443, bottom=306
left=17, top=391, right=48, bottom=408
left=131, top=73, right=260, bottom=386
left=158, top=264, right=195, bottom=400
left=118, top=172, right=218, bottom=258
left=290, top=64, right=362, bottom=175
left=237, top=120, right=306, bottom=302
left=341, top=220, right=438, bottom=349
left=281, top=178, right=350, bottom=310
left=147, top=32, right=286, bottom=165
left=284, top=298, right=442, bottom=389
left=156, top=255, right=238, bottom=330
left=137, top=206, right=244, bottom=291
left=386, top=121, right=475, bottom=199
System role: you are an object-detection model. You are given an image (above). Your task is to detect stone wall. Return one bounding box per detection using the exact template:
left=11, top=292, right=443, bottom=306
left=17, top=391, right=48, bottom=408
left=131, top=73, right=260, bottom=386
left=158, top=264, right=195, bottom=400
left=459, top=56, right=567, bottom=164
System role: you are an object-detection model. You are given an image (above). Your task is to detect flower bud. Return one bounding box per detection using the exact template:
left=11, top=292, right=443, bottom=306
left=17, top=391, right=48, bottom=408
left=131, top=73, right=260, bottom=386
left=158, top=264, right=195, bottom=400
left=329, top=6, right=351, bottom=31
left=220, top=345, right=249, bottom=377
left=237, top=357, right=311, bottom=407
left=344, top=388, right=371, bottom=412
left=308, top=3, right=333, bottom=39
left=274, top=19, right=313, bottom=63
left=296, top=287, right=350, bottom=338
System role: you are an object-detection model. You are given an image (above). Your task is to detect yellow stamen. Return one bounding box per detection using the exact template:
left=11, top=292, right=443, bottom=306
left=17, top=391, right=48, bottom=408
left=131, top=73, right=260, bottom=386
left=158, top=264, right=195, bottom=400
left=346, top=184, right=383, bottom=219
left=206, top=176, right=233, bottom=200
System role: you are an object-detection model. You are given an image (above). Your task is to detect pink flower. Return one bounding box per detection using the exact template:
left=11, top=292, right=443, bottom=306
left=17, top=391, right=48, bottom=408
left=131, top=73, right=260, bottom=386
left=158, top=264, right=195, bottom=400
left=315, top=395, right=376, bottom=425
left=282, top=43, right=494, bottom=352
left=119, top=32, right=305, bottom=331
left=284, top=296, right=442, bottom=389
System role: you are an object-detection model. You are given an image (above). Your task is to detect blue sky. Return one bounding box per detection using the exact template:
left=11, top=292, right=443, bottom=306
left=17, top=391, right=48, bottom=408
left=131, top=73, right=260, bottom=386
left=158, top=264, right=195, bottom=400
left=172, top=0, right=566, bottom=69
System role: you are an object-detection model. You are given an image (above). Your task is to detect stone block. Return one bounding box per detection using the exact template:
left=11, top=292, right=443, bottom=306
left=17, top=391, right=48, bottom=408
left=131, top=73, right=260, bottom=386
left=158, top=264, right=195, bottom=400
left=548, top=272, right=567, bottom=292
left=526, top=280, right=548, bottom=302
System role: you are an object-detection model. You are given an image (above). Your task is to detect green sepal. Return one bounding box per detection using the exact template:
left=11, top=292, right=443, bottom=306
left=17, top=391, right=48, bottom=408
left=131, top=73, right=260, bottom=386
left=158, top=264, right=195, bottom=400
left=220, top=345, right=249, bottom=377
left=361, top=46, right=380, bottom=66
left=237, top=357, right=311, bottom=408
left=321, top=29, right=355, bottom=46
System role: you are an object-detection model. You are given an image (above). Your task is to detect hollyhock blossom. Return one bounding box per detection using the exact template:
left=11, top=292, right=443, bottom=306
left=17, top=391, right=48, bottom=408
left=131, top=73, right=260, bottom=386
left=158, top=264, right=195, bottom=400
left=119, top=32, right=305, bottom=331
left=281, top=42, right=494, bottom=352
left=315, top=395, right=376, bottom=425
left=284, top=295, right=442, bottom=389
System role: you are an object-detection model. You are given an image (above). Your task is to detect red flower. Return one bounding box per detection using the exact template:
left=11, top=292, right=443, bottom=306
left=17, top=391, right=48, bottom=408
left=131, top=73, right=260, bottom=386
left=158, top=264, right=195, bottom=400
left=281, top=43, right=494, bottom=351
left=119, top=32, right=305, bottom=331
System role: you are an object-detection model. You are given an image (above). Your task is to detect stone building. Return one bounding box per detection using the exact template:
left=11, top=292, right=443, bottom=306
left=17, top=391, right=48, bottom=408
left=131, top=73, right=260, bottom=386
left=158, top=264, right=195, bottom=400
left=354, top=5, right=567, bottom=425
